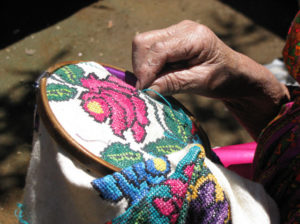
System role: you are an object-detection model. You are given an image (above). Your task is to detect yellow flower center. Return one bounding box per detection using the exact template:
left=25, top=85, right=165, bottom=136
left=153, top=158, right=167, bottom=172
left=87, top=101, right=104, bottom=114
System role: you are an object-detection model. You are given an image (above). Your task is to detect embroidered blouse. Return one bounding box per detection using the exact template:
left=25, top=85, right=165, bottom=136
left=254, top=10, right=300, bottom=223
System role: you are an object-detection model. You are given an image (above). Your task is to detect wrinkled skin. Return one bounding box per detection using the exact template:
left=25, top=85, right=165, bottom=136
left=132, top=20, right=290, bottom=139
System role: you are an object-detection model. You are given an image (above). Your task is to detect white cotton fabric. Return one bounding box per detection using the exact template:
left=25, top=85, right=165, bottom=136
left=23, top=122, right=121, bottom=224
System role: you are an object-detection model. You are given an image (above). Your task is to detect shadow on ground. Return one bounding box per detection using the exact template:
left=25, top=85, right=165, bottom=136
left=213, top=12, right=269, bottom=52
left=220, top=0, right=298, bottom=39
left=0, top=48, right=71, bottom=223
left=1, top=0, right=96, bottom=49
left=0, top=0, right=101, bottom=206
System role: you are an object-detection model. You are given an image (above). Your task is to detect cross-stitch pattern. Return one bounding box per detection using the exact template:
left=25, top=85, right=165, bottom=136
left=46, top=83, right=77, bottom=101
left=143, top=101, right=201, bottom=156
left=92, top=156, right=170, bottom=206
left=46, top=62, right=203, bottom=169
left=80, top=73, right=149, bottom=143
left=101, top=143, right=144, bottom=169
left=55, top=64, right=85, bottom=85
left=92, top=144, right=231, bottom=224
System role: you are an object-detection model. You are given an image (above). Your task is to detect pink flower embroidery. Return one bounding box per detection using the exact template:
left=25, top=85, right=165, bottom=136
left=80, top=73, right=149, bottom=143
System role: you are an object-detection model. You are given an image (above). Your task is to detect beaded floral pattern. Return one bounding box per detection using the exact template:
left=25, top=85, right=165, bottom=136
left=92, top=144, right=231, bottom=224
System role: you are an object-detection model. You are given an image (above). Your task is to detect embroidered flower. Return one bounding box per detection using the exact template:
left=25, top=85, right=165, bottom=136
left=80, top=73, right=149, bottom=143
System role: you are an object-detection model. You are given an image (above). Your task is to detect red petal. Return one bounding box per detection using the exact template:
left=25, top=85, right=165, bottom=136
left=102, top=93, right=127, bottom=137
left=131, top=121, right=146, bottom=143
left=131, top=96, right=149, bottom=126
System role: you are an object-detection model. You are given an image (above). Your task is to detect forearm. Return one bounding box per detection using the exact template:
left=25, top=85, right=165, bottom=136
left=222, top=52, right=291, bottom=140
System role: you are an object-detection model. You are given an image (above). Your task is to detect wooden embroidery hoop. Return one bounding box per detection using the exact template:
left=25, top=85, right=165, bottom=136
left=37, top=61, right=211, bottom=176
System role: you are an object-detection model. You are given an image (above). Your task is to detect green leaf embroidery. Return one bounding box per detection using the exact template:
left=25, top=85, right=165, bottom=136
left=55, top=64, right=84, bottom=85
left=141, top=98, right=195, bottom=157
left=47, top=83, right=77, bottom=101
left=163, top=106, right=192, bottom=143
left=144, top=137, right=185, bottom=157
left=101, top=143, right=143, bottom=168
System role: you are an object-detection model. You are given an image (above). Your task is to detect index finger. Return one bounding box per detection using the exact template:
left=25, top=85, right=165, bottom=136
left=132, top=21, right=200, bottom=90
left=132, top=29, right=170, bottom=89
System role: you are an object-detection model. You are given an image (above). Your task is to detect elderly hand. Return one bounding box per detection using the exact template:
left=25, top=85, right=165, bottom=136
left=132, top=20, right=290, bottom=139
left=132, top=20, right=239, bottom=98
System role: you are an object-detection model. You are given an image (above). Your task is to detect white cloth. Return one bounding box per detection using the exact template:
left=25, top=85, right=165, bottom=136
left=265, top=58, right=299, bottom=86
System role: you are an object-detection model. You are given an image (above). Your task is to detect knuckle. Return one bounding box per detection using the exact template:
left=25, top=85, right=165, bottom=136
left=150, top=41, right=165, bottom=53
left=164, top=74, right=181, bottom=94
left=180, top=19, right=194, bottom=25
left=177, top=20, right=207, bottom=36
left=135, top=62, right=147, bottom=74
left=195, top=24, right=210, bottom=34
left=132, top=33, right=146, bottom=47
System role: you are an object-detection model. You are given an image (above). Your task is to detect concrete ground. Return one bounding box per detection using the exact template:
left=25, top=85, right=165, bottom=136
left=0, top=0, right=298, bottom=222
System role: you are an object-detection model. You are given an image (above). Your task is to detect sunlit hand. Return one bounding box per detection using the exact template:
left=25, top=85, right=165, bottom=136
left=132, top=20, right=243, bottom=98
left=132, top=20, right=290, bottom=139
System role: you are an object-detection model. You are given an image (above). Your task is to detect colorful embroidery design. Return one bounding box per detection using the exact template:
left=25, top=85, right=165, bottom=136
left=92, top=144, right=231, bottom=224
left=186, top=158, right=231, bottom=223
left=143, top=103, right=201, bottom=157
left=99, top=95, right=202, bottom=168
left=46, top=64, right=150, bottom=143
left=80, top=73, right=149, bottom=143
left=46, top=64, right=84, bottom=102
left=46, top=62, right=205, bottom=170
left=92, top=156, right=170, bottom=206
